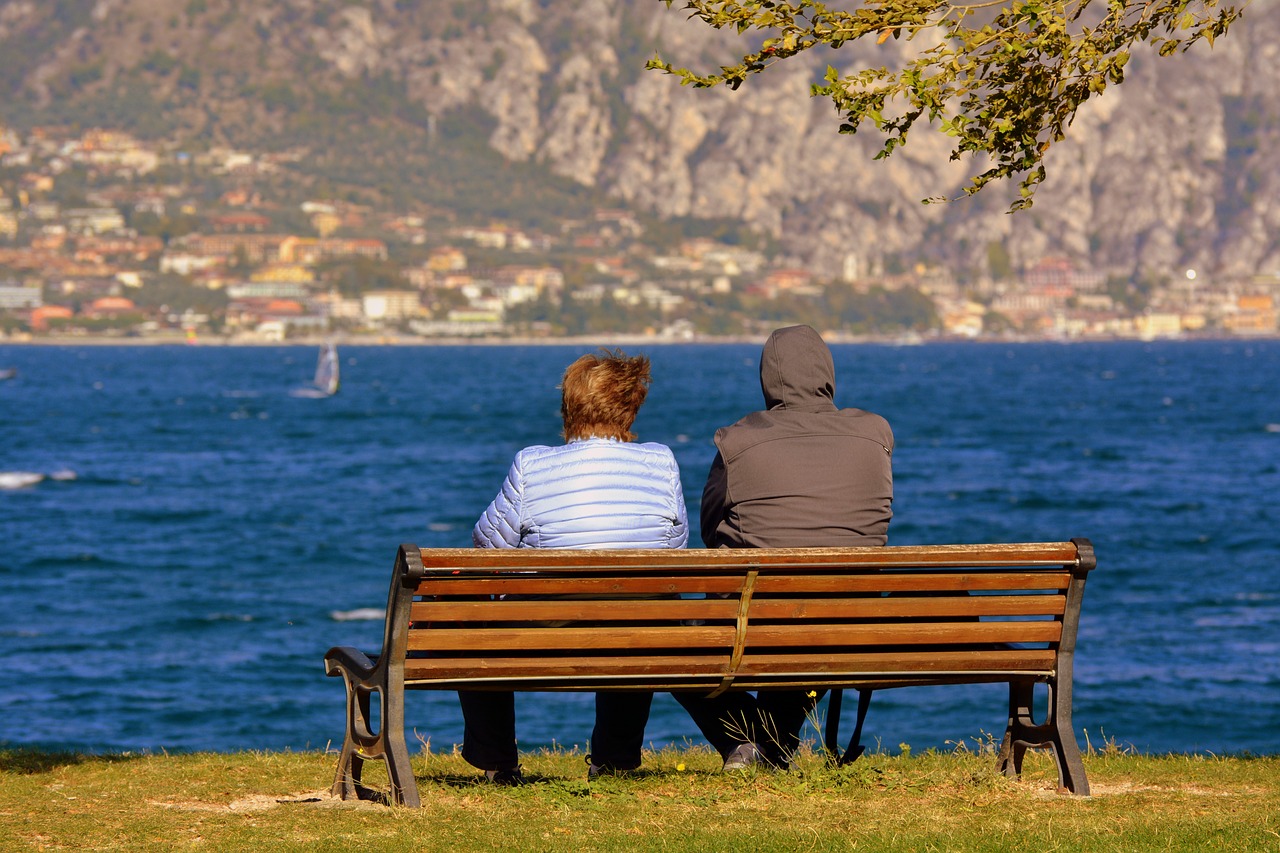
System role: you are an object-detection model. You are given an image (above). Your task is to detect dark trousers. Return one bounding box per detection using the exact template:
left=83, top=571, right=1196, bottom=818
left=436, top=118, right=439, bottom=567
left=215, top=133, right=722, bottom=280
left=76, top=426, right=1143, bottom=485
left=458, top=690, right=654, bottom=771
left=674, top=689, right=824, bottom=767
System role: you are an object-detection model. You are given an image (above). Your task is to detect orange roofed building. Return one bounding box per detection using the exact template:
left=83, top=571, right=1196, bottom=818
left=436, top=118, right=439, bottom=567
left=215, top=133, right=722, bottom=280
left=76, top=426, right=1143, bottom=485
left=30, top=305, right=74, bottom=330
left=83, top=296, right=140, bottom=319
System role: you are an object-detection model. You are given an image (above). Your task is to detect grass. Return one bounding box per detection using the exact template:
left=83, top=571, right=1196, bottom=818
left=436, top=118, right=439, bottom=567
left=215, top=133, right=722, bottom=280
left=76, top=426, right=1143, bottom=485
left=2, top=743, right=1278, bottom=851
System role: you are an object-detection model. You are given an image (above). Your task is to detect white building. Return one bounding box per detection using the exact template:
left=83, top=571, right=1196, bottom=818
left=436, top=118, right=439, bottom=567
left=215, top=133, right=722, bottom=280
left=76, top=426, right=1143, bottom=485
left=362, top=290, right=423, bottom=322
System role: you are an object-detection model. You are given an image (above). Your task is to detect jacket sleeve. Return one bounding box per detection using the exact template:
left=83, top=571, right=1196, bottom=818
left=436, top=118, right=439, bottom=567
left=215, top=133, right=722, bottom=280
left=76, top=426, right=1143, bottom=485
left=472, top=454, right=525, bottom=549
left=699, top=450, right=728, bottom=549
left=668, top=450, right=690, bottom=549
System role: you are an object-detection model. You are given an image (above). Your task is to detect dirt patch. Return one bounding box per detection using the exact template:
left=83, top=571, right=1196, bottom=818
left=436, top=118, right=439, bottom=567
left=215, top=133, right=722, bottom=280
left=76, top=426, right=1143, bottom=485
left=150, top=790, right=387, bottom=812
left=1037, top=781, right=1244, bottom=798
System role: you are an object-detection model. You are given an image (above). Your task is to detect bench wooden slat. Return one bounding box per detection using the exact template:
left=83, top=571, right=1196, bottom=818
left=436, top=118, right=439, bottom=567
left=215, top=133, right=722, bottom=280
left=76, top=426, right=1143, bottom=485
left=412, top=571, right=1070, bottom=596
left=416, top=571, right=1074, bottom=593
left=414, top=576, right=749, bottom=597
left=416, top=542, right=1084, bottom=572
left=743, top=621, right=1062, bottom=647
left=408, top=620, right=1060, bottom=652
left=409, top=625, right=737, bottom=651
left=741, top=648, right=1058, bottom=674
left=411, top=571, right=1073, bottom=598
left=407, top=594, right=1066, bottom=624
left=405, top=655, right=735, bottom=682
left=752, top=571, right=1072, bottom=593
left=746, top=595, right=1066, bottom=619
left=402, top=648, right=1059, bottom=684
left=409, top=598, right=741, bottom=622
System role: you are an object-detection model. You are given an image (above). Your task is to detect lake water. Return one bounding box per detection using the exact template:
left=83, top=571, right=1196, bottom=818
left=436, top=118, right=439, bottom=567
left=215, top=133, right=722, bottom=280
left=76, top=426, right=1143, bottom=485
left=1, top=339, right=1277, bottom=758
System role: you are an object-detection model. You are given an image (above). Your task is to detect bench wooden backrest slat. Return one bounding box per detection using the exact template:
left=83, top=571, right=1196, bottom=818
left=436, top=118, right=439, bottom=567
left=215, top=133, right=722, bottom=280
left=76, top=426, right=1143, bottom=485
left=409, top=598, right=741, bottom=623
left=739, top=648, right=1060, bottom=674
left=414, top=571, right=1075, bottom=596
left=743, top=621, right=1063, bottom=647
left=747, top=595, right=1067, bottom=619
left=414, top=541, right=1084, bottom=572
left=402, top=648, right=1061, bottom=685
left=410, top=620, right=1060, bottom=654
left=752, top=572, right=1071, bottom=593
left=408, top=594, right=1066, bottom=624
left=410, top=625, right=737, bottom=651
left=404, top=655, right=738, bottom=682
left=414, top=576, right=749, bottom=597
left=412, top=570, right=1072, bottom=599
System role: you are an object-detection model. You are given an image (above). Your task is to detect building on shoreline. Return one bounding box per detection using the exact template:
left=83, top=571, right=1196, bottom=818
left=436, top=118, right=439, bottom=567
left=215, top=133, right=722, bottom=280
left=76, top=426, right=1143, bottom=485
left=1, top=124, right=1277, bottom=344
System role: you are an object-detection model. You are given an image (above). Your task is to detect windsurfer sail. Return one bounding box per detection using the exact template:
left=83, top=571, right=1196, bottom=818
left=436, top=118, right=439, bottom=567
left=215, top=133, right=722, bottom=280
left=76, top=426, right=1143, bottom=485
left=290, top=343, right=340, bottom=398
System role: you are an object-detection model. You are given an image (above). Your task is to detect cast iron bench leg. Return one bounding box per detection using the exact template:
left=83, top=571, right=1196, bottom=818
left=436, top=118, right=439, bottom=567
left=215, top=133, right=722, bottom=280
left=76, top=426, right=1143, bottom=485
left=331, top=680, right=422, bottom=806
left=997, top=681, right=1090, bottom=796
left=331, top=681, right=374, bottom=799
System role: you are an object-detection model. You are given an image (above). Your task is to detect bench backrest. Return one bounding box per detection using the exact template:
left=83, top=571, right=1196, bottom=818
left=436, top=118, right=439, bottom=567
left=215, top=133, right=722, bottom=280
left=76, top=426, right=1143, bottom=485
left=379, top=540, right=1094, bottom=693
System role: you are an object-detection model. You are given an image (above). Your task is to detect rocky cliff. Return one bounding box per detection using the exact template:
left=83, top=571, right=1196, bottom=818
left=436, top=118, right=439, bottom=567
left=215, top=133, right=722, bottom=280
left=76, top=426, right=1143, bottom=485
left=2, top=0, right=1277, bottom=280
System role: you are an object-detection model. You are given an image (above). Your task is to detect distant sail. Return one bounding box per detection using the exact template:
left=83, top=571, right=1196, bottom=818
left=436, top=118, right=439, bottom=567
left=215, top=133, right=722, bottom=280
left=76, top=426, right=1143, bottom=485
left=290, top=343, right=340, bottom=398
left=314, top=342, right=340, bottom=395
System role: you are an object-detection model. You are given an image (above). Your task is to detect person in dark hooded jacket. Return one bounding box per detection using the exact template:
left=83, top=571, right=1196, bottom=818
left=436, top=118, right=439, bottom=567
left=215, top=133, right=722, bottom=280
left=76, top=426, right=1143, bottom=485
left=676, top=324, right=893, bottom=770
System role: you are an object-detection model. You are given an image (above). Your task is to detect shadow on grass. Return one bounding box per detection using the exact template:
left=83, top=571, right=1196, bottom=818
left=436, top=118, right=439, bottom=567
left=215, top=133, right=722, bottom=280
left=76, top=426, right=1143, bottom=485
left=426, top=766, right=666, bottom=789
left=0, top=748, right=151, bottom=775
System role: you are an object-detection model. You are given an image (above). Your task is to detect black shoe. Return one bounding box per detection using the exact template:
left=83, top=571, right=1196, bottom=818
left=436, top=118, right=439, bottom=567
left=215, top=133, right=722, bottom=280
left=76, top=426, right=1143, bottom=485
left=585, top=756, right=637, bottom=780
left=484, top=767, right=525, bottom=786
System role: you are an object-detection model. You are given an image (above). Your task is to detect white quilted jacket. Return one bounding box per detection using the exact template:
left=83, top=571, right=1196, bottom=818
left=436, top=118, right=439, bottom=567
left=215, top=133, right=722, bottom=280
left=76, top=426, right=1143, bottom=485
left=472, top=438, right=689, bottom=550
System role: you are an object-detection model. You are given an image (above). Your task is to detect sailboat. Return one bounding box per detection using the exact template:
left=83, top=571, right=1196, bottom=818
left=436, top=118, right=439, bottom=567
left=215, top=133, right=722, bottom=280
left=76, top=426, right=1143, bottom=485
left=290, top=342, right=340, bottom=398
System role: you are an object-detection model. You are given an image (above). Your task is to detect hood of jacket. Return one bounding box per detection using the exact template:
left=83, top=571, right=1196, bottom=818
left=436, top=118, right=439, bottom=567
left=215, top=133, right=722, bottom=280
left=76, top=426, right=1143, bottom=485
left=759, top=325, right=837, bottom=413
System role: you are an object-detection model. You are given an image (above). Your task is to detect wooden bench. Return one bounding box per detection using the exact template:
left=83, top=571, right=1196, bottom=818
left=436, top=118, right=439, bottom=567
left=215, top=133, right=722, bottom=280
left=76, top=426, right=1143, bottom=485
left=324, top=539, right=1096, bottom=806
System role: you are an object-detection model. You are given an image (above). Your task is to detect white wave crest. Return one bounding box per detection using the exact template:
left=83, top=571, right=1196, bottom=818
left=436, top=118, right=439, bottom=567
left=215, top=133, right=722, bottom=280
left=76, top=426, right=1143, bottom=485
left=0, top=471, right=44, bottom=490
left=330, top=607, right=386, bottom=622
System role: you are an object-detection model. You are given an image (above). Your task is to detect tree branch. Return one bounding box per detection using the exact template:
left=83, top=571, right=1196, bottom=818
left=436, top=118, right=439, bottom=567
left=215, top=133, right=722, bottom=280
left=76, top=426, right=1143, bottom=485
left=650, top=0, right=1243, bottom=210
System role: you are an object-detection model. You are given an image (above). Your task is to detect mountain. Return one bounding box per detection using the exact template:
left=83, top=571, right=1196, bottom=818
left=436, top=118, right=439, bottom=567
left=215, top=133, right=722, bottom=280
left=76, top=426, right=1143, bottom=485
left=2, top=0, right=1278, bottom=282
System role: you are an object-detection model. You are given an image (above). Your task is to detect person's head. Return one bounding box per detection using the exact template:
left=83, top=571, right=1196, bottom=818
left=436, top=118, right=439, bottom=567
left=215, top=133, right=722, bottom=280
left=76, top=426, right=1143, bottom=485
left=560, top=349, right=651, bottom=442
left=760, top=324, right=837, bottom=412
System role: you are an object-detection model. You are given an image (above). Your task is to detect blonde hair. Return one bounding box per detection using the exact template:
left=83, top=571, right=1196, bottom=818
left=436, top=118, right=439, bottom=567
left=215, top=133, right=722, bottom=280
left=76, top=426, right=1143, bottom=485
left=560, top=349, right=651, bottom=442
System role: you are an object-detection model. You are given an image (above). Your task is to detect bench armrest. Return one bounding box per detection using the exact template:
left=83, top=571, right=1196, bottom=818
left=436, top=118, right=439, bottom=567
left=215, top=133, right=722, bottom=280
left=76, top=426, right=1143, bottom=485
left=324, top=645, right=378, bottom=683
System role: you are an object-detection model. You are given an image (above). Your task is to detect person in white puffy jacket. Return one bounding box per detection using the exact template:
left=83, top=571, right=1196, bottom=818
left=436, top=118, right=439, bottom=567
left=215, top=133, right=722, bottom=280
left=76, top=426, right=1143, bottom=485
left=461, top=349, right=689, bottom=784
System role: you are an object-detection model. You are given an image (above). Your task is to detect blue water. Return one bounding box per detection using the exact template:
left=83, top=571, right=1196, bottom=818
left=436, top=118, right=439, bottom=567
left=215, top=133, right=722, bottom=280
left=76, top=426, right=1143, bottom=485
left=2, top=340, right=1277, bottom=758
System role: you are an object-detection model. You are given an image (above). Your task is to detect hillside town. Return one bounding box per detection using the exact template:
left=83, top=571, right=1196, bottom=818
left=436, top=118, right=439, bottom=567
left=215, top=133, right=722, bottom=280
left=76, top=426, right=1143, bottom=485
left=1, top=124, right=1277, bottom=344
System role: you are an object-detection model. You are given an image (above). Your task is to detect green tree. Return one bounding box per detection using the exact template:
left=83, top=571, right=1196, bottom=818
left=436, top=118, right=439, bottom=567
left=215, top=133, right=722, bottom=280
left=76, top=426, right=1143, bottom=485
left=320, top=257, right=408, bottom=297
left=651, top=0, right=1240, bottom=209
left=132, top=274, right=229, bottom=315
left=983, top=308, right=1017, bottom=334
left=987, top=240, right=1014, bottom=281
